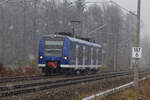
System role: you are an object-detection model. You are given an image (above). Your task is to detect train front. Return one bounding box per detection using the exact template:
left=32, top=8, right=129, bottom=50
left=38, top=34, right=68, bottom=75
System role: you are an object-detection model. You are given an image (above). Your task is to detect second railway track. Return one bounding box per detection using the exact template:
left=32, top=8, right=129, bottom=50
left=0, top=71, right=119, bottom=84
left=0, top=71, right=132, bottom=98
left=0, top=70, right=148, bottom=99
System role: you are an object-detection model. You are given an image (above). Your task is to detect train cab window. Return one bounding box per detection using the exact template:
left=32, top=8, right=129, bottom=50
left=44, top=37, right=64, bottom=57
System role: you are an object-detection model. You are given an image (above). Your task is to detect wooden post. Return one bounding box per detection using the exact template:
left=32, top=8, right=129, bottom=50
left=134, top=0, right=141, bottom=89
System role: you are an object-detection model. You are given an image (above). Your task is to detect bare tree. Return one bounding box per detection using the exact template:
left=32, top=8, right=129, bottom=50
left=0, top=0, right=142, bottom=70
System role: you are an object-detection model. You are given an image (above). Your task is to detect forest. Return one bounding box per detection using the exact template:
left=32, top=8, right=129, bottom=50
left=0, top=0, right=149, bottom=70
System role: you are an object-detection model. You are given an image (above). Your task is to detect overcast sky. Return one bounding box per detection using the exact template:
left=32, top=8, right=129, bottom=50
left=84, top=0, right=150, bottom=36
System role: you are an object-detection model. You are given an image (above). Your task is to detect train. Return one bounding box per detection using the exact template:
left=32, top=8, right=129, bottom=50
left=38, top=33, right=102, bottom=75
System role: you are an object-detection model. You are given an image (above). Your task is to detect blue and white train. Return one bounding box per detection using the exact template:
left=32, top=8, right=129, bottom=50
left=38, top=34, right=102, bottom=75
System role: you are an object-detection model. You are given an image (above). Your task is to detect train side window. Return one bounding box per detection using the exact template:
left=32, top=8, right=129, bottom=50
left=85, top=46, right=88, bottom=65
left=93, top=48, right=96, bottom=65
left=83, top=46, right=86, bottom=65
left=96, top=48, right=99, bottom=65
left=89, top=46, right=91, bottom=65
left=91, top=48, right=93, bottom=65
left=98, top=49, right=101, bottom=65
left=78, top=45, right=83, bottom=65
left=70, top=42, right=76, bottom=65
left=76, top=44, right=79, bottom=65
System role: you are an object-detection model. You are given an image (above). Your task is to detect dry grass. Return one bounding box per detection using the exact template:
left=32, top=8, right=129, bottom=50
left=105, top=78, right=150, bottom=100
left=0, top=61, right=42, bottom=78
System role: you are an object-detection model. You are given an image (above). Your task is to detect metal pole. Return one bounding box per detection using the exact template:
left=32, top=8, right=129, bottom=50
left=113, top=52, right=116, bottom=71
left=134, top=0, right=141, bottom=89
left=70, top=21, right=81, bottom=37
left=73, top=23, right=75, bottom=37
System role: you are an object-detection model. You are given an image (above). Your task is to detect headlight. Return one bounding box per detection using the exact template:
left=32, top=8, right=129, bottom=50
left=54, top=35, right=57, bottom=38
left=40, top=56, right=43, bottom=59
left=64, top=56, right=67, bottom=60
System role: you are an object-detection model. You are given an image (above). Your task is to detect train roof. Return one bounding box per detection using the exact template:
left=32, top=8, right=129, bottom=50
left=43, top=34, right=65, bottom=38
left=67, top=36, right=101, bottom=48
left=42, top=34, right=101, bottom=48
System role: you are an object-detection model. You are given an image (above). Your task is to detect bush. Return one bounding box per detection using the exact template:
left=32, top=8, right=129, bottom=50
left=0, top=61, right=43, bottom=78
left=100, top=64, right=114, bottom=72
left=0, top=63, right=6, bottom=77
left=13, top=60, right=43, bottom=76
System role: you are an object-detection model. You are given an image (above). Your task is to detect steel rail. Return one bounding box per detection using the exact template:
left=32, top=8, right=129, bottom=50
left=0, top=69, right=148, bottom=98
left=0, top=71, right=131, bottom=92
left=0, top=74, right=62, bottom=84
left=0, top=71, right=120, bottom=84
left=0, top=69, right=147, bottom=84
left=0, top=71, right=133, bottom=98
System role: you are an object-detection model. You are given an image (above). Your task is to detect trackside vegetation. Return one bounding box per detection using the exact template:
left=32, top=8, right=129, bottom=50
left=105, top=78, right=150, bottom=100
left=0, top=61, right=42, bottom=78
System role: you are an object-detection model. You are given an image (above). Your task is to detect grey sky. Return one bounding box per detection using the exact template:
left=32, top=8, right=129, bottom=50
left=110, top=0, right=150, bottom=36
left=84, top=0, right=150, bottom=36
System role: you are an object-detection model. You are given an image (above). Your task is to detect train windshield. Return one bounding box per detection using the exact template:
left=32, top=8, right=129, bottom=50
left=44, top=37, right=64, bottom=57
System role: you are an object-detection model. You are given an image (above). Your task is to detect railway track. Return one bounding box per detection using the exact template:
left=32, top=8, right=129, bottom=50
left=0, top=74, right=62, bottom=84
left=0, top=71, right=133, bottom=98
left=0, top=71, right=116, bottom=84
left=0, top=70, right=148, bottom=99
left=0, top=75, right=44, bottom=83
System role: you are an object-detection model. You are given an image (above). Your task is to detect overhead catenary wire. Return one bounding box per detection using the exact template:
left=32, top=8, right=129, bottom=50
left=110, top=0, right=137, bottom=16
left=87, top=24, right=106, bottom=36
left=86, top=0, right=137, bottom=38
